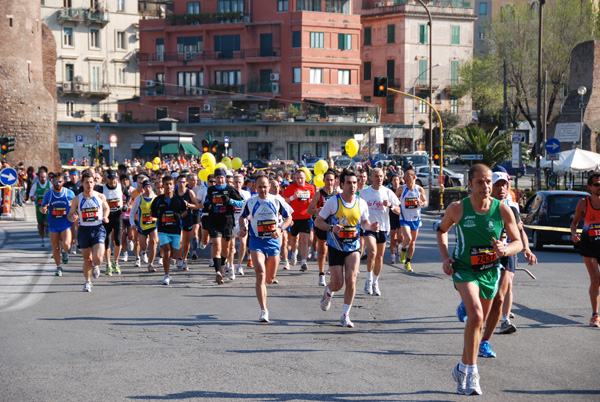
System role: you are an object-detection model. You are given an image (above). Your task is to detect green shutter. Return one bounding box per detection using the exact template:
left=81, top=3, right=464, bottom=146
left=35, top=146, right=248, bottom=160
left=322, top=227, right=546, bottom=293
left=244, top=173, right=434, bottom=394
left=451, top=60, right=459, bottom=86
left=451, top=26, right=460, bottom=45
left=419, top=24, right=427, bottom=44
left=418, top=59, right=427, bottom=86
left=387, top=24, right=395, bottom=44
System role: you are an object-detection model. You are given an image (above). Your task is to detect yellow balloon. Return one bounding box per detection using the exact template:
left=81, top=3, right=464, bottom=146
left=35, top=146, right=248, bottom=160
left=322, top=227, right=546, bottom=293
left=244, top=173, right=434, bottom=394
left=153, top=157, right=161, bottom=164
left=314, top=174, right=324, bottom=188
left=207, top=165, right=215, bottom=174
left=153, top=164, right=160, bottom=171
left=145, top=162, right=153, bottom=169
left=221, top=157, right=232, bottom=169
left=345, top=139, right=359, bottom=158
left=314, top=159, right=329, bottom=176
left=300, top=167, right=312, bottom=181
left=201, top=152, right=216, bottom=169
left=231, top=157, right=243, bottom=170
left=214, top=163, right=227, bottom=171
left=198, top=170, right=209, bottom=182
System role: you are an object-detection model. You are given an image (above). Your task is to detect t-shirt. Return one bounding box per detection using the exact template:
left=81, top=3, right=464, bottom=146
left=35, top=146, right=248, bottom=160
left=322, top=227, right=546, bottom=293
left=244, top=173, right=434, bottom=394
left=359, top=186, right=400, bottom=232
left=42, top=188, right=75, bottom=230
left=241, top=194, right=292, bottom=241
left=319, top=194, right=369, bottom=252
left=282, top=182, right=315, bottom=220
left=150, top=193, right=187, bottom=234
left=204, top=184, right=243, bottom=228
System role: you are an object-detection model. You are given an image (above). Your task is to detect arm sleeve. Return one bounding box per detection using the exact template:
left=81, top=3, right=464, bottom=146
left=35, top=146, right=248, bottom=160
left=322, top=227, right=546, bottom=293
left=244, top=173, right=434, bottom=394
left=129, top=196, right=141, bottom=226
left=29, top=183, right=37, bottom=198
left=229, top=199, right=244, bottom=208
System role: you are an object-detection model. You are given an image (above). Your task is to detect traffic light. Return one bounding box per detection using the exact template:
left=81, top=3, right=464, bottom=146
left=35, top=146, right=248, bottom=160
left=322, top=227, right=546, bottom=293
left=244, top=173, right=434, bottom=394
left=433, top=146, right=441, bottom=165
left=85, top=144, right=96, bottom=159
left=5, top=137, right=14, bottom=153
left=0, top=136, right=7, bottom=155
left=373, top=76, right=388, bottom=98
left=98, top=144, right=104, bottom=156
left=211, top=140, right=218, bottom=154
left=202, top=139, right=209, bottom=153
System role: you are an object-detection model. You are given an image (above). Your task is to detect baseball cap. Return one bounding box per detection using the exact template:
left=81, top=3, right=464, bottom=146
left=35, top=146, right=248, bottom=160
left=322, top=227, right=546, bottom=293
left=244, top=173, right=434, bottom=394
left=142, top=181, right=153, bottom=188
left=106, top=170, right=118, bottom=180
left=214, top=168, right=226, bottom=177
left=492, top=165, right=508, bottom=173
left=492, top=171, right=510, bottom=184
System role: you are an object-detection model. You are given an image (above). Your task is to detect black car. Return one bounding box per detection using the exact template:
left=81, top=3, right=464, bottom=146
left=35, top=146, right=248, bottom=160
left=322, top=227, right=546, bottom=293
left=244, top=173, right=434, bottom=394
left=243, top=159, right=269, bottom=169
left=521, top=190, right=589, bottom=250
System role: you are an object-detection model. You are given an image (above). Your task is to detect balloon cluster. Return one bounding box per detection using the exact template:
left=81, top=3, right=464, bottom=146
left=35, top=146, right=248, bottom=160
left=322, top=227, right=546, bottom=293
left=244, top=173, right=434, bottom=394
left=197, top=153, right=244, bottom=182
left=312, top=159, right=329, bottom=187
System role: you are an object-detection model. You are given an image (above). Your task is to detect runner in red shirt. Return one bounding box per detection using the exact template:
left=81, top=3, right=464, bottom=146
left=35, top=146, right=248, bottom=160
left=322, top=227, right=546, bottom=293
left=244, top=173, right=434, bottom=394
left=283, top=169, right=315, bottom=271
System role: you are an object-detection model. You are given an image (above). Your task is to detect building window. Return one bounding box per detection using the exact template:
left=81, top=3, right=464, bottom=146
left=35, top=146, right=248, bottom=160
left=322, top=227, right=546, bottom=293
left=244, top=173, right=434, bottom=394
left=292, top=31, right=301, bottom=47
left=116, top=31, right=126, bottom=50
left=479, top=2, right=487, bottom=15
left=364, top=61, right=371, bottom=81
left=156, top=38, right=165, bottom=61
left=419, top=24, right=427, bottom=44
left=451, top=60, right=459, bottom=87
left=177, top=36, right=204, bottom=55
left=451, top=26, right=460, bottom=45
left=217, top=0, right=244, bottom=13
left=65, top=63, right=74, bottom=82
left=63, top=27, right=73, bottom=47
left=387, top=59, right=395, bottom=81
left=65, top=101, right=74, bottom=117
left=386, top=95, right=394, bottom=114
left=278, top=0, right=288, bottom=11
left=117, top=65, right=126, bottom=84
left=117, top=0, right=125, bottom=11
left=338, top=69, right=350, bottom=85
left=187, top=1, right=200, bottom=14
left=364, top=26, right=372, bottom=46
left=156, top=73, right=165, bottom=95
left=338, top=33, right=351, bottom=50
left=310, top=68, right=323, bottom=84
left=189, top=106, right=201, bottom=123
left=91, top=65, right=101, bottom=91
left=63, top=0, right=72, bottom=7
left=156, top=107, right=168, bottom=120
left=478, top=27, right=485, bottom=40
left=215, top=70, right=241, bottom=85
left=213, top=34, right=240, bottom=58
left=418, top=94, right=427, bottom=114
left=91, top=102, right=100, bottom=118
left=297, top=0, right=320, bottom=11
left=249, top=142, right=272, bottom=160
left=310, top=32, right=324, bottom=48
left=326, top=0, right=350, bottom=14
left=418, top=59, right=428, bottom=86
left=178, top=71, right=203, bottom=95
left=387, top=24, right=395, bottom=44
left=90, top=29, right=100, bottom=49
left=293, top=67, right=301, bottom=83
left=450, top=96, right=459, bottom=114
left=364, top=96, right=371, bottom=103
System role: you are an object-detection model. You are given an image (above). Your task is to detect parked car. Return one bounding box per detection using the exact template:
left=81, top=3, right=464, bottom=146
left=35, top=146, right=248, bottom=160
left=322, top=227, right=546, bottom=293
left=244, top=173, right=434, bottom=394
left=414, top=165, right=465, bottom=187
left=243, top=159, right=269, bottom=169
left=303, top=156, right=322, bottom=169
left=521, top=190, right=589, bottom=250
left=334, top=155, right=353, bottom=169
left=366, top=153, right=391, bottom=167
left=401, top=153, right=430, bottom=171
left=498, top=160, right=527, bottom=178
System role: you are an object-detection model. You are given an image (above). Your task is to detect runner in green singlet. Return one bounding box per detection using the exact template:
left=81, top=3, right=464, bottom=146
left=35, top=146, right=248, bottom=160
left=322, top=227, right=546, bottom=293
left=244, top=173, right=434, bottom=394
left=29, top=167, right=51, bottom=247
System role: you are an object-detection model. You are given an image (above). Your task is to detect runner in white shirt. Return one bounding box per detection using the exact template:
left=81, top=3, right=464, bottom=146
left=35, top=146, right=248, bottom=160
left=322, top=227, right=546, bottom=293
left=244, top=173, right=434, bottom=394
left=359, top=168, right=401, bottom=296
left=229, top=173, right=252, bottom=278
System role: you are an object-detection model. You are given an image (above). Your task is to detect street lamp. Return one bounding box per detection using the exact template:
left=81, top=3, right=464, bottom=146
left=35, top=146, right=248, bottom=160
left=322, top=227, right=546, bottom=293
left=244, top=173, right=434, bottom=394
left=411, top=63, right=440, bottom=153
left=578, top=85, right=587, bottom=149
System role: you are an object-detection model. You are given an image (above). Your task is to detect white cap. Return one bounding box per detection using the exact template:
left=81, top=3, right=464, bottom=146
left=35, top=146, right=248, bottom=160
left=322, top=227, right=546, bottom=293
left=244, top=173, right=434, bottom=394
left=492, top=171, right=510, bottom=184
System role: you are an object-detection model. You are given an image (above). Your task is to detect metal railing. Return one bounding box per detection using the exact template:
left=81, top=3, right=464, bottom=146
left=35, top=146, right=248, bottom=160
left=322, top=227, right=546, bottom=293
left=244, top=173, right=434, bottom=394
left=139, top=48, right=281, bottom=63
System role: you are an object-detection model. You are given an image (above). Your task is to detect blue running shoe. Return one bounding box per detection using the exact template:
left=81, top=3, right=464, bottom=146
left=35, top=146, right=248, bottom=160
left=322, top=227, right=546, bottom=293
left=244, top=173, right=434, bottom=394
left=457, top=301, right=467, bottom=322
left=478, top=340, right=496, bottom=358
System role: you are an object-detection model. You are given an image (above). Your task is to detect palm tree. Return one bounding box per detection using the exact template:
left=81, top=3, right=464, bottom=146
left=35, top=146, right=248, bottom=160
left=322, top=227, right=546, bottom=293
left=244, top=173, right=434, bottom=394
left=445, top=126, right=510, bottom=168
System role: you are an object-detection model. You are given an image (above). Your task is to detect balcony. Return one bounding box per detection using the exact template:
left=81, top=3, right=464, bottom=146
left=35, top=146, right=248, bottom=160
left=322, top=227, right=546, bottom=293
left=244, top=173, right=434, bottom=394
left=415, top=78, right=440, bottom=90
left=139, top=48, right=281, bottom=63
left=166, top=12, right=247, bottom=26
left=84, top=9, right=109, bottom=26
left=60, top=81, right=110, bottom=97
left=56, top=8, right=83, bottom=24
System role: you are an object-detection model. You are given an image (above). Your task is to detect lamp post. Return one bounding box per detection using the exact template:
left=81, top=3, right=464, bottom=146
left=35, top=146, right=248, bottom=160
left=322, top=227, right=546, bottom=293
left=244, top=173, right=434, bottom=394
left=411, top=64, right=440, bottom=153
left=578, top=85, right=587, bottom=149
left=535, top=0, right=545, bottom=191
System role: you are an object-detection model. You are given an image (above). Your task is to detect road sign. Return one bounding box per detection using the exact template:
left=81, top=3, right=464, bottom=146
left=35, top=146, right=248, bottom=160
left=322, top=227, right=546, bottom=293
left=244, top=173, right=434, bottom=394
left=546, top=153, right=560, bottom=161
left=95, top=123, right=100, bottom=133
left=0, top=167, right=18, bottom=186
left=512, top=133, right=523, bottom=143
left=460, top=154, right=483, bottom=160
left=224, top=136, right=229, bottom=148
left=512, top=143, right=522, bottom=168
left=110, top=134, right=118, bottom=143
left=75, top=135, right=83, bottom=143
left=545, top=138, right=561, bottom=154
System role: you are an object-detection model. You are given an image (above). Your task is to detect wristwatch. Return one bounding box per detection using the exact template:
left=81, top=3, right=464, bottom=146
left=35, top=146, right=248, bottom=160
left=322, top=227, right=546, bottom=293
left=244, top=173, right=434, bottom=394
left=328, top=224, right=333, bottom=232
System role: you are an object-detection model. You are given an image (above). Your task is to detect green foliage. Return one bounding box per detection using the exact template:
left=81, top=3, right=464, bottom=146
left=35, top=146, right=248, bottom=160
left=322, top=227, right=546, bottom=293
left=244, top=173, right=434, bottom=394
left=445, top=126, right=511, bottom=168
left=433, top=110, right=460, bottom=129
left=286, top=104, right=303, bottom=118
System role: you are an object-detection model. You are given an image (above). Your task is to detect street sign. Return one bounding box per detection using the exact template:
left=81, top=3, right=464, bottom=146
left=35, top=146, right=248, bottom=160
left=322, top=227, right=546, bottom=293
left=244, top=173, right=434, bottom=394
left=545, top=138, right=561, bottom=154
left=224, top=136, right=229, bottom=148
left=75, top=135, right=83, bottom=143
left=512, top=143, right=522, bottom=168
left=547, top=153, right=560, bottom=161
left=375, top=127, right=384, bottom=144
left=0, top=167, right=18, bottom=186
left=110, top=134, right=118, bottom=143
left=512, top=133, right=523, bottom=143
left=460, top=154, right=483, bottom=160
left=95, top=123, right=100, bottom=133
left=110, top=142, right=117, bottom=148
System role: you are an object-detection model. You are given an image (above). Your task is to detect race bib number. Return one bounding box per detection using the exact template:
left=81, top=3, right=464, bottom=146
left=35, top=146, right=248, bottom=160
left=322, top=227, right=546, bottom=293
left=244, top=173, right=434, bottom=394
left=338, top=226, right=358, bottom=240
left=297, top=191, right=311, bottom=202
left=107, top=198, right=121, bottom=211
left=142, top=213, right=155, bottom=225
left=257, top=220, right=276, bottom=237
left=588, top=223, right=600, bottom=241
left=161, top=213, right=175, bottom=224
left=52, top=207, right=67, bottom=218
left=212, top=195, right=225, bottom=206
left=470, top=246, right=498, bottom=271
left=81, top=207, right=98, bottom=223
left=405, top=197, right=419, bottom=209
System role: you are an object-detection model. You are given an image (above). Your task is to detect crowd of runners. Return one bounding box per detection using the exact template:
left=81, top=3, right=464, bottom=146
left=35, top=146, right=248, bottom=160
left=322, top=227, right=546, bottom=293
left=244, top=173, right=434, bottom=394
left=20, top=158, right=600, bottom=396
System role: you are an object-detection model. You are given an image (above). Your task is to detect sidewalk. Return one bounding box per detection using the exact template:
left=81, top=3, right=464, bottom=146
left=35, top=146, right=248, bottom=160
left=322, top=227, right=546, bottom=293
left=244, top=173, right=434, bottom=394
left=0, top=201, right=34, bottom=222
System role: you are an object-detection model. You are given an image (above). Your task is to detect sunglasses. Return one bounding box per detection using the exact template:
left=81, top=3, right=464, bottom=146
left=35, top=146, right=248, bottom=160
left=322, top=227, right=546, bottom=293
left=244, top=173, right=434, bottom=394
left=208, top=180, right=215, bottom=183
left=53, top=180, right=63, bottom=184
left=591, top=183, right=600, bottom=187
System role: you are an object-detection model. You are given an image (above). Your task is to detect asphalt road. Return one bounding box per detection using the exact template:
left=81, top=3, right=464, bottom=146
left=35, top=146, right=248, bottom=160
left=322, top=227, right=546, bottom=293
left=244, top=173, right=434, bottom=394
left=0, top=205, right=599, bottom=401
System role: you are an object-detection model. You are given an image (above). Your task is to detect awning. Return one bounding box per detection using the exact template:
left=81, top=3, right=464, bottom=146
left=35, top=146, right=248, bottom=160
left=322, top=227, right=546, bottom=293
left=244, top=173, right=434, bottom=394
left=161, top=143, right=179, bottom=155
left=137, top=142, right=156, bottom=156
left=305, top=98, right=379, bottom=108
left=181, top=142, right=201, bottom=156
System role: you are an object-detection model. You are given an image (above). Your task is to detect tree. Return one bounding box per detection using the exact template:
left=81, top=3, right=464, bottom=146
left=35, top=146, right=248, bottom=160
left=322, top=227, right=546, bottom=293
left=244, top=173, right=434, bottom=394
left=433, top=110, right=460, bottom=130
left=445, top=126, right=511, bottom=168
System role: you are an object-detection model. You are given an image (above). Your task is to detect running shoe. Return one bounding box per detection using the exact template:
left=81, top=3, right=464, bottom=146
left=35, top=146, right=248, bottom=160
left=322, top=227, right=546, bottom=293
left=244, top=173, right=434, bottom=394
left=452, top=364, right=467, bottom=395
left=259, top=310, right=269, bottom=322
left=457, top=301, right=468, bottom=323
left=142, top=252, right=149, bottom=264
left=92, top=266, right=100, bottom=279
left=400, top=250, right=406, bottom=264
left=158, top=257, right=164, bottom=266
left=112, top=262, right=121, bottom=275
left=176, top=258, right=183, bottom=269
left=500, top=319, right=517, bottom=334
left=182, top=260, right=189, bottom=271
left=147, top=263, right=157, bottom=272
left=340, top=314, right=354, bottom=328
left=236, top=264, right=244, bottom=276
left=215, top=272, right=224, bottom=285
left=134, top=257, right=141, bottom=268
left=199, top=242, right=207, bottom=250
left=283, top=260, right=290, bottom=270
left=83, top=281, right=92, bottom=292
left=590, top=314, right=600, bottom=327
left=71, top=247, right=77, bottom=254
left=105, top=264, right=113, bottom=276
left=247, top=257, right=253, bottom=268
left=478, top=340, right=496, bottom=358
left=405, top=261, right=413, bottom=272
left=509, top=312, right=515, bottom=319
left=291, top=253, right=297, bottom=266
left=41, top=239, right=46, bottom=248
left=161, top=274, right=171, bottom=285
left=190, top=250, right=198, bottom=260
left=227, top=266, right=236, bottom=280
left=320, top=288, right=332, bottom=311
left=318, top=275, right=326, bottom=287
left=465, top=371, right=482, bottom=396
left=300, top=261, right=308, bottom=272
left=61, top=250, right=69, bottom=265
left=55, top=266, right=63, bottom=277
left=364, top=279, right=373, bottom=295
left=272, top=279, right=279, bottom=284
left=121, top=251, right=128, bottom=262
left=373, top=282, right=381, bottom=296
left=312, top=252, right=318, bottom=262
left=208, top=258, right=214, bottom=268
left=128, top=240, right=134, bottom=251
left=170, top=258, right=176, bottom=266
left=390, top=254, right=396, bottom=264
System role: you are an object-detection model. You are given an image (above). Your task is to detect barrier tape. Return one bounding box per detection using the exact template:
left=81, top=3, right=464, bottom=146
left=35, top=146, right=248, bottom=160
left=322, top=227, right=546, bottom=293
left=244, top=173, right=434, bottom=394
left=522, top=224, right=582, bottom=234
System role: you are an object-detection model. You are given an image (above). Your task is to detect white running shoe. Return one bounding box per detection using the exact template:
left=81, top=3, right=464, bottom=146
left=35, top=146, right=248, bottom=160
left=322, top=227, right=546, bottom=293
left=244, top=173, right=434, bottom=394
left=121, top=251, right=128, bottom=262
left=83, top=281, right=92, bottom=292
left=158, top=257, right=163, bottom=266
left=182, top=260, right=189, bottom=271
left=291, top=253, right=297, bottom=266
left=465, top=372, right=482, bottom=395
left=170, top=258, right=176, bottom=266
left=199, top=243, right=207, bottom=250
left=227, top=266, right=236, bottom=280
left=142, top=252, right=149, bottom=264
left=452, top=364, right=467, bottom=395
left=176, top=258, right=183, bottom=269
left=320, top=288, right=332, bottom=311
left=390, top=254, right=396, bottom=264
left=92, top=266, right=100, bottom=279
left=134, top=257, right=141, bottom=268
left=128, top=240, right=134, bottom=251
left=373, top=282, right=381, bottom=296
left=340, top=314, right=354, bottom=328
left=161, top=275, right=171, bottom=285
left=236, top=264, right=244, bottom=276
left=364, top=279, right=373, bottom=295
left=41, top=239, right=46, bottom=248
left=300, top=261, right=308, bottom=272
left=318, top=275, right=326, bottom=287
left=259, top=310, right=269, bottom=322
left=209, top=259, right=215, bottom=268
left=283, top=260, right=290, bottom=270
left=147, top=263, right=157, bottom=272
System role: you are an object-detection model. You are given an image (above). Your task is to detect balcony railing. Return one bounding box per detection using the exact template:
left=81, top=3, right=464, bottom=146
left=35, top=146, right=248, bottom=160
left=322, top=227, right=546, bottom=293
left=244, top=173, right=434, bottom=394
left=167, top=12, right=247, bottom=26
left=56, top=8, right=83, bottom=24
left=139, top=48, right=281, bottom=63
left=60, top=81, right=110, bottom=97
left=84, top=9, right=109, bottom=26
left=143, top=84, right=246, bottom=97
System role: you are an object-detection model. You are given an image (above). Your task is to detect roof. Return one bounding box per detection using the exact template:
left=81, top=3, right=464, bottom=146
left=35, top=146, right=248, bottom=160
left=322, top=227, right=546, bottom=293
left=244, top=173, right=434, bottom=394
left=305, top=98, right=379, bottom=108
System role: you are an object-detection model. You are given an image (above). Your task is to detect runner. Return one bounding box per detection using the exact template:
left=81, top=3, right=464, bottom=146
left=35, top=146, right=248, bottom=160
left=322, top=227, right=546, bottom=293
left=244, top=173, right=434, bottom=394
left=198, top=174, right=215, bottom=254
left=40, top=172, right=75, bottom=276
left=239, top=174, right=293, bottom=322
left=29, top=167, right=50, bottom=247
left=188, top=172, right=203, bottom=261
left=397, top=169, right=427, bottom=272
left=119, top=174, right=133, bottom=262
left=315, top=169, right=379, bottom=328
left=571, top=172, right=600, bottom=327
left=307, top=169, right=339, bottom=286
left=230, top=173, right=251, bottom=277
left=436, top=164, right=522, bottom=395
left=67, top=172, right=110, bottom=292
left=360, top=168, right=401, bottom=296
left=204, top=168, right=244, bottom=284
left=282, top=169, right=315, bottom=271
left=176, top=172, right=200, bottom=271
left=102, top=169, right=125, bottom=276
left=151, top=175, right=188, bottom=285
left=129, top=181, right=158, bottom=272
left=357, top=169, right=369, bottom=260
left=271, top=179, right=291, bottom=270
left=387, top=172, right=404, bottom=264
